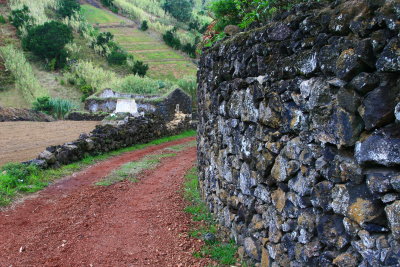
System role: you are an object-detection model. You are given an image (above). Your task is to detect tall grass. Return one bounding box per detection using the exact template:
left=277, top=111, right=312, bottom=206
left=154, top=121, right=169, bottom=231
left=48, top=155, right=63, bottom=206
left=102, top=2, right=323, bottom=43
left=0, top=45, right=47, bottom=103
left=9, top=0, right=59, bottom=26
left=65, top=60, right=118, bottom=91
left=115, top=74, right=164, bottom=95
left=49, top=98, right=77, bottom=119
left=177, top=76, right=197, bottom=104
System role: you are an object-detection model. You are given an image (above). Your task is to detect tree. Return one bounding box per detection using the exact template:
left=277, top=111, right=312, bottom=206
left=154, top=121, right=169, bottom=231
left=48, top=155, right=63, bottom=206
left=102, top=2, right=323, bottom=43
left=131, top=60, right=149, bottom=77
left=162, top=0, right=194, bottom=22
left=140, top=20, right=148, bottom=31
left=9, top=5, right=34, bottom=34
left=57, top=0, right=81, bottom=18
left=23, top=21, right=73, bottom=68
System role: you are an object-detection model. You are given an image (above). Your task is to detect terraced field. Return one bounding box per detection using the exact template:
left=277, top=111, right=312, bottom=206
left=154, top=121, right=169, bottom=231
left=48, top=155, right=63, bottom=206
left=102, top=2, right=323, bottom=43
left=81, top=4, right=197, bottom=81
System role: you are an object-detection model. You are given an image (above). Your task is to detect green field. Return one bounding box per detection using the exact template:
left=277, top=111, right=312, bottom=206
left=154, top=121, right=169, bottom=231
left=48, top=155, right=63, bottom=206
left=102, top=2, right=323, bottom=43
left=81, top=4, right=125, bottom=24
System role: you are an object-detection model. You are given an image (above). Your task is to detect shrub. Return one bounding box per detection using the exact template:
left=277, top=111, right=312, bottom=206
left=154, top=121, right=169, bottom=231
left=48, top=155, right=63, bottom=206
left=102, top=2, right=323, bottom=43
left=208, top=0, right=241, bottom=31
left=23, top=21, right=73, bottom=68
left=33, top=96, right=77, bottom=119
left=65, top=60, right=118, bottom=91
left=80, top=84, right=95, bottom=101
left=163, top=28, right=181, bottom=49
left=8, top=5, right=34, bottom=33
left=57, top=0, right=81, bottom=18
left=0, top=45, right=46, bottom=103
left=115, top=75, right=160, bottom=95
left=140, top=20, right=148, bottom=31
left=107, top=48, right=127, bottom=65
left=131, top=60, right=149, bottom=77
left=0, top=15, right=6, bottom=24
left=182, top=43, right=196, bottom=58
left=162, top=0, right=194, bottom=22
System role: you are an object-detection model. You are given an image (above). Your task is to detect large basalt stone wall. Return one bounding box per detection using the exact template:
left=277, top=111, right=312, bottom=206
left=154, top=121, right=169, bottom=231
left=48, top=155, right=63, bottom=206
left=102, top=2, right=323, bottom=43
left=197, top=0, right=400, bottom=266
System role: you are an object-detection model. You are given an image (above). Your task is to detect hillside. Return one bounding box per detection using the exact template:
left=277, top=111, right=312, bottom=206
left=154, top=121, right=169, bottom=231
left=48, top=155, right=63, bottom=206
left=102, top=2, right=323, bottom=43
left=81, top=3, right=197, bottom=80
left=0, top=0, right=199, bottom=112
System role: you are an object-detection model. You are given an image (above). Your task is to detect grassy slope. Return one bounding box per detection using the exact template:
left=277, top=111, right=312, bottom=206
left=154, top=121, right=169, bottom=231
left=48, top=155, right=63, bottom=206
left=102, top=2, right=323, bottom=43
left=81, top=4, right=197, bottom=81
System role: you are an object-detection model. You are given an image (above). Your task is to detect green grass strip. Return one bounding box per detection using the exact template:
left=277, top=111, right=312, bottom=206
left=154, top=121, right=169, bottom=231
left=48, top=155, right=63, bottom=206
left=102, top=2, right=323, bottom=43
left=183, top=167, right=238, bottom=265
left=0, top=130, right=196, bottom=206
left=96, top=153, right=176, bottom=186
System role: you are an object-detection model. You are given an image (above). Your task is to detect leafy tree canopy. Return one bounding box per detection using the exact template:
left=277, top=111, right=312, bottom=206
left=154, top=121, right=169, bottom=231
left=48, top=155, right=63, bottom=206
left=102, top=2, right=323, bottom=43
left=23, top=21, right=73, bottom=62
left=163, top=0, right=194, bottom=22
left=57, top=0, right=81, bottom=18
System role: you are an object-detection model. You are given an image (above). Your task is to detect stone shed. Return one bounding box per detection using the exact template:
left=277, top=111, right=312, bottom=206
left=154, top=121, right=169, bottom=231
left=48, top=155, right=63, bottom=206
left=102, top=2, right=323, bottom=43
left=84, top=88, right=192, bottom=121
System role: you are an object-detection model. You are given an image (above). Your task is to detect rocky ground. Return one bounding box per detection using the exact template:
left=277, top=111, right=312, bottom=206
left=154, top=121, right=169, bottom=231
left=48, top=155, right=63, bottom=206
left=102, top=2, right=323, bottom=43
left=0, top=137, right=213, bottom=266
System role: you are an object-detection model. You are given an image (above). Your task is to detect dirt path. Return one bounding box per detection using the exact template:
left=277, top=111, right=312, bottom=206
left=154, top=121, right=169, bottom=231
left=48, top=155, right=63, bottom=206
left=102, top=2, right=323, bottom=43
left=0, top=137, right=213, bottom=266
left=0, top=121, right=99, bottom=166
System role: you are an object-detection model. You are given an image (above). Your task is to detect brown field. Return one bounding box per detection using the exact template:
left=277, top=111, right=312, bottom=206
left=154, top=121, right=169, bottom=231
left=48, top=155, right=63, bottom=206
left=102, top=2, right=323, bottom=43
left=0, top=121, right=99, bottom=166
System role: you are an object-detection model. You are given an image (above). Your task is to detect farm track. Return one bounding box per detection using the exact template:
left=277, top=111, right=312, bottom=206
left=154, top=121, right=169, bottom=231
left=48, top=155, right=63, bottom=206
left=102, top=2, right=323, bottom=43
left=0, top=137, right=214, bottom=266
left=0, top=121, right=99, bottom=166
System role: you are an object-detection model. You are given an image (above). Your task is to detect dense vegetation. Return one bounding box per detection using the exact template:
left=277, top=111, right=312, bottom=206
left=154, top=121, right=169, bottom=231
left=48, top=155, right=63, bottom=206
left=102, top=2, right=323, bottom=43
left=23, top=21, right=73, bottom=69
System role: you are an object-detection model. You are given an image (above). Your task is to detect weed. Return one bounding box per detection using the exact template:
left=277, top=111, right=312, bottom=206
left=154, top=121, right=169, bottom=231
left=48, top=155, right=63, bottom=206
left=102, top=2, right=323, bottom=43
left=183, top=167, right=239, bottom=265
left=96, top=153, right=176, bottom=186
left=0, top=15, right=6, bottom=24
left=0, top=130, right=196, bottom=206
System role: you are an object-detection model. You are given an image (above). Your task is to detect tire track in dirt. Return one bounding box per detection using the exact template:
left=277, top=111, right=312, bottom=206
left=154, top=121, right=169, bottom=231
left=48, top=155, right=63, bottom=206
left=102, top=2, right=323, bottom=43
left=0, top=136, right=213, bottom=266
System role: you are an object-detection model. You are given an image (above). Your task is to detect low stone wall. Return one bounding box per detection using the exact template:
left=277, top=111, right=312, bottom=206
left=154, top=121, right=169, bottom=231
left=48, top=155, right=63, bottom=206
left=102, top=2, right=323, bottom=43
left=197, top=0, right=400, bottom=266
left=32, top=114, right=192, bottom=168
left=65, top=111, right=108, bottom=121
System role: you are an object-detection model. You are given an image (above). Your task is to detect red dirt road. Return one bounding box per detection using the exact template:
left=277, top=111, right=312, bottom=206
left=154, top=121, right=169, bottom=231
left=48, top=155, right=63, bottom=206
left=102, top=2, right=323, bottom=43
left=0, top=137, right=213, bottom=266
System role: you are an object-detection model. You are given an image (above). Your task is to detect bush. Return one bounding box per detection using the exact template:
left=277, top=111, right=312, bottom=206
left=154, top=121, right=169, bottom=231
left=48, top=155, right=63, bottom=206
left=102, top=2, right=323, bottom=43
left=208, top=0, right=241, bottom=31
left=57, top=0, right=81, bottom=18
left=162, top=0, right=194, bottom=22
left=80, top=84, right=95, bottom=101
left=33, top=96, right=77, bottom=119
left=23, top=21, right=73, bottom=68
left=182, top=43, right=196, bottom=58
left=107, top=48, right=127, bottom=65
left=131, top=60, right=149, bottom=77
left=9, top=5, right=34, bottom=33
left=0, top=15, right=6, bottom=24
left=163, top=28, right=181, bottom=49
left=115, top=75, right=160, bottom=95
left=140, top=20, right=148, bottom=31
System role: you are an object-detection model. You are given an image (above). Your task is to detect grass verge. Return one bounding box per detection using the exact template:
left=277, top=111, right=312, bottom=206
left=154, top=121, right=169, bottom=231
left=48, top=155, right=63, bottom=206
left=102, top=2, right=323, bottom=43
left=183, top=167, right=238, bottom=266
left=96, top=153, right=176, bottom=186
left=0, top=130, right=196, bottom=206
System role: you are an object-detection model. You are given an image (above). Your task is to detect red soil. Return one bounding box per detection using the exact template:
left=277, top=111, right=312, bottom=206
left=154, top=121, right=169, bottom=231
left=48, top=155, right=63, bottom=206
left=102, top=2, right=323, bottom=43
left=0, top=137, right=214, bottom=266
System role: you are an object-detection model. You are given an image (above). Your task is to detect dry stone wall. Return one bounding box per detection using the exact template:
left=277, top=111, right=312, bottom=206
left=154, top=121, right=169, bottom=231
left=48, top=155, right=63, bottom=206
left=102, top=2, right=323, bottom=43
left=197, top=0, right=400, bottom=266
left=30, top=114, right=192, bottom=169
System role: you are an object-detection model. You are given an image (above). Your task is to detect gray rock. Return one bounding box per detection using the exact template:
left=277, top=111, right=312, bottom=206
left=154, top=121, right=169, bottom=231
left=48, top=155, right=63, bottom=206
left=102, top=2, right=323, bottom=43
left=349, top=72, right=380, bottom=95
left=38, top=150, right=56, bottom=164
left=244, top=237, right=261, bottom=261
left=239, top=163, right=256, bottom=195
left=317, top=214, right=350, bottom=249
left=359, top=86, right=398, bottom=131
left=355, top=126, right=400, bottom=167
left=376, top=38, right=400, bottom=72
left=385, top=201, right=400, bottom=239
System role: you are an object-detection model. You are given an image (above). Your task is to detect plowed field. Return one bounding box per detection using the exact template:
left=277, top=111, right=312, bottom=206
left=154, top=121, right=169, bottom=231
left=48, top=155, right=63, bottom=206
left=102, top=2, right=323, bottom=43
left=0, top=121, right=99, bottom=166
